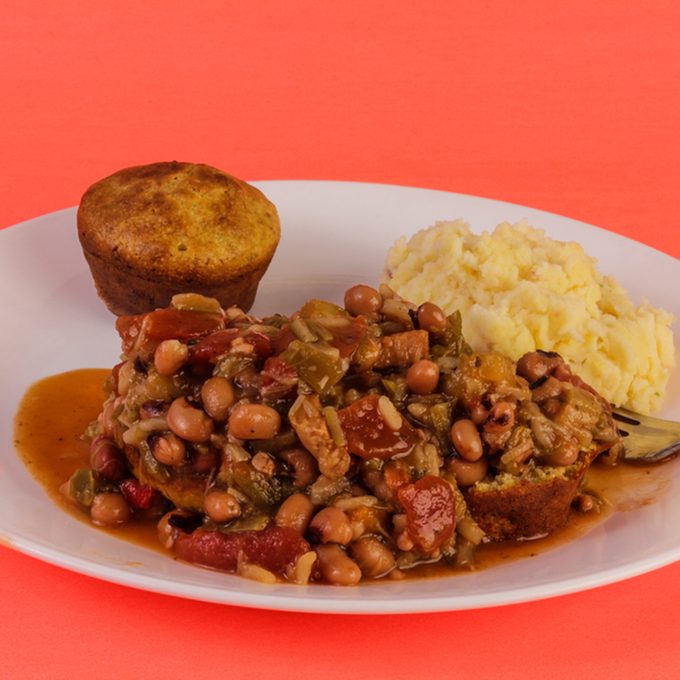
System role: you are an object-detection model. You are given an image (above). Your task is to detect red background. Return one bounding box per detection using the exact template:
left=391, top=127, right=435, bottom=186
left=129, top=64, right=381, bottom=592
left=2, top=2, right=679, bottom=678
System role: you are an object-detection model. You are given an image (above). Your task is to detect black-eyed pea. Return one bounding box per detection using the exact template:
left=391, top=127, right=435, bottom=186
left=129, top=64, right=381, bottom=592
left=484, top=401, right=515, bottom=434
left=516, top=351, right=563, bottom=382
left=278, top=448, right=318, bottom=488
left=531, top=376, right=563, bottom=403
left=167, top=397, right=214, bottom=442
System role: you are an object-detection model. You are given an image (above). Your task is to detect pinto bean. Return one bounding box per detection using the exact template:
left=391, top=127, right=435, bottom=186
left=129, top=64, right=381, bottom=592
left=204, top=490, right=242, bottom=523
left=469, top=403, right=489, bottom=425
left=252, top=452, right=276, bottom=477
left=344, top=285, right=382, bottom=316
left=406, top=359, right=440, bottom=395
left=157, top=511, right=181, bottom=549
left=315, top=544, right=362, bottom=585
left=228, top=403, right=281, bottom=440
left=450, top=419, right=484, bottom=461
left=275, top=493, right=315, bottom=534
left=90, top=492, right=131, bottom=526
left=201, top=376, right=235, bottom=421
left=349, top=537, right=395, bottom=578
left=416, top=302, right=447, bottom=332
left=446, top=457, right=488, bottom=486
left=362, top=468, right=395, bottom=503
left=154, top=339, right=189, bottom=376
left=308, top=507, right=353, bottom=545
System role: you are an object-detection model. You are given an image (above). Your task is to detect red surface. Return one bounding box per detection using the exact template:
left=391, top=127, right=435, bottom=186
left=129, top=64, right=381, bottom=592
left=2, top=2, right=679, bottom=678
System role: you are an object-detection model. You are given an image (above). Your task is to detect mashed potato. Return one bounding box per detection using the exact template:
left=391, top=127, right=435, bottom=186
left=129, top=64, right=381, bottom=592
left=382, top=220, right=675, bottom=414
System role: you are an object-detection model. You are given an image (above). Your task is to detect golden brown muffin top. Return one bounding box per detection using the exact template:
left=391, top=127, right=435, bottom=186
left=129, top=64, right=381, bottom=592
left=77, top=162, right=280, bottom=284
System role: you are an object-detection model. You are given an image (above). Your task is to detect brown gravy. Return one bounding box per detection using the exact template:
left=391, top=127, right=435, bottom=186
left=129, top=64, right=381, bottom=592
left=13, top=369, right=675, bottom=580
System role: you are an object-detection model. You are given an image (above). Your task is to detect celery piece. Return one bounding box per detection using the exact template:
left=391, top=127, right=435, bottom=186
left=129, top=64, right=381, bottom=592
left=68, top=468, right=97, bottom=507
left=281, top=340, right=346, bottom=395
left=232, top=461, right=279, bottom=509
left=298, top=299, right=348, bottom=319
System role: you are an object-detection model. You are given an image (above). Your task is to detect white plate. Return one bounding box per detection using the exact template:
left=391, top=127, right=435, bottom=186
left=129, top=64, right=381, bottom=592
left=0, top=181, right=678, bottom=614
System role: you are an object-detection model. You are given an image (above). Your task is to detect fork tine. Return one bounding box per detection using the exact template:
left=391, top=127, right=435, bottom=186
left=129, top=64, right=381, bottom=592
left=612, top=407, right=680, bottom=463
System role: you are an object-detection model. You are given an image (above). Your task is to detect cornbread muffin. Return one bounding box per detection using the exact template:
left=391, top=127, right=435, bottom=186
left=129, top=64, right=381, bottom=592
left=383, top=220, right=675, bottom=414
left=78, top=162, right=280, bottom=315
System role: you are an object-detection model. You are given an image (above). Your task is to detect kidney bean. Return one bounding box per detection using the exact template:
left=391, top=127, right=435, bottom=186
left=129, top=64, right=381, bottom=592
left=119, top=478, right=156, bottom=510
left=89, top=436, right=125, bottom=482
